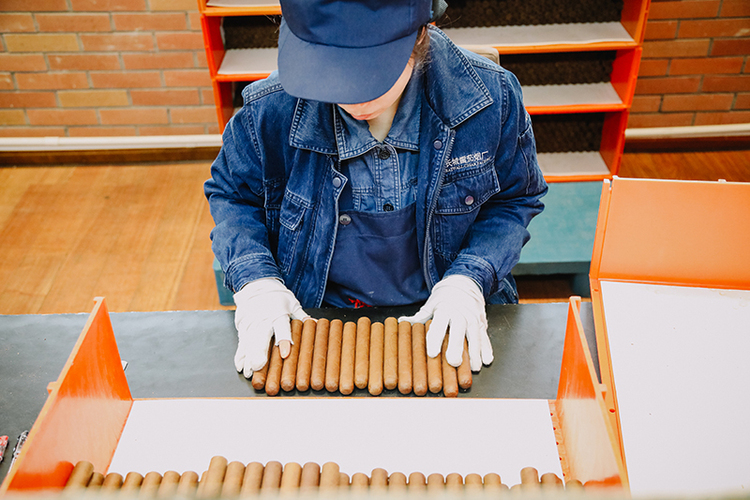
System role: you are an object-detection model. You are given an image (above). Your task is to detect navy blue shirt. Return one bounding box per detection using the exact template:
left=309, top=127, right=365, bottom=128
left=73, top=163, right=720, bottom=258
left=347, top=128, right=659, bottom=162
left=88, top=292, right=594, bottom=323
left=324, top=70, right=429, bottom=307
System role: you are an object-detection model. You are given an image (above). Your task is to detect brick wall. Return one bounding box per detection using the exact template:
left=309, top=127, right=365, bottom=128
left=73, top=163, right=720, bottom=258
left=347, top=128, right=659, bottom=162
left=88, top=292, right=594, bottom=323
left=0, top=0, right=218, bottom=137
left=1, top=0, right=749, bottom=138
left=631, top=0, right=750, bottom=128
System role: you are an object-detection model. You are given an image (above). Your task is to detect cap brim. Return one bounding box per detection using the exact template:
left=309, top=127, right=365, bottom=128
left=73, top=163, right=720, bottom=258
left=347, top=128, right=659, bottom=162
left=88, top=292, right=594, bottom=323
left=277, top=19, right=418, bottom=105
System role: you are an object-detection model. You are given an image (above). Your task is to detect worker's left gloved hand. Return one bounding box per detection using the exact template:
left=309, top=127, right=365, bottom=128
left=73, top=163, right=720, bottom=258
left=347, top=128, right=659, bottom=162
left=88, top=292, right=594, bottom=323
left=398, top=274, right=493, bottom=371
left=233, top=277, right=310, bottom=379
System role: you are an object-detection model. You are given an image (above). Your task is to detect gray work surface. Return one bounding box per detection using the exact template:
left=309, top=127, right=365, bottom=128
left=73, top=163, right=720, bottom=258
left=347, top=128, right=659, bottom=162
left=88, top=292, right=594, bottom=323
left=0, top=302, right=596, bottom=484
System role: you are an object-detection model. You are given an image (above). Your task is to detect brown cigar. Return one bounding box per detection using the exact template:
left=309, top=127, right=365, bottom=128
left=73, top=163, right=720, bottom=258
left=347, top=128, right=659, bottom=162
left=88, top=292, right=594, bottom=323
left=339, top=472, right=350, bottom=488
left=175, top=471, right=199, bottom=497
left=446, top=472, right=463, bottom=490
left=368, top=322, right=384, bottom=395
left=441, top=334, right=459, bottom=397
left=261, top=461, right=282, bottom=490
left=199, top=455, right=228, bottom=498
left=280, top=320, right=303, bottom=392
left=427, top=473, right=445, bottom=491
left=310, top=318, right=330, bottom=391
left=370, top=468, right=388, bottom=489
left=220, top=462, right=246, bottom=498
left=157, top=471, right=181, bottom=498
left=121, top=471, right=144, bottom=493
left=339, top=321, right=357, bottom=395
left=295, top=319, right=317, bottom=391
left=540, top=472, right=563, bottom=489
left=397, top=320, right=413, bottom=394
left=88, top=471, right=104, bottom=488
left=195, top=471, right=207, bottom=497
left=408, top=472, right=426, bottom=490
left=140, top=471, right=163, bottom=497
left=483, top=473, right=506, bottom=490
left=411, top=322, right=428, bottom=396
left=383, top=317, right=399, bottom=390
left=354, top=316, right=371, bottom=389
left=320, top=462, right=340, bottom=489
left=565, top=479, right=584, bottom=491
left=425, top=320, right=443, bottom=393
left=280, top=462, right=302, bottom=490
left=300, top=462, right=321, bottom=489
left=520, top=467, right=540, bottom=489
left=65, top=461, right=94, bottom=489
left=465, top=473, right=483, bottom=489
left=457, top=337, right=472, bottom=389
left=101, top=472, right=124, bottom=492
left=265, top=343, right=284, bottom=396
left=251, top=353, right=269, bottom=390
left=388, top=472, right=407, bottom=490
left=325, top=320, right=343, bottom=392
left=239, top=463, right=263, bottom=496
left=351, top=472, right=369, bottom=489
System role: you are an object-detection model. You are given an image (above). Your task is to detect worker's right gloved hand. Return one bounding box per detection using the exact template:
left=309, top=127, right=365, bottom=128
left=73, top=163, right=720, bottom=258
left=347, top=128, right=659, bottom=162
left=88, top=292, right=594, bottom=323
left=233, top=278, right=310, bottom=379
left=398, top=274, right=493, bottom=372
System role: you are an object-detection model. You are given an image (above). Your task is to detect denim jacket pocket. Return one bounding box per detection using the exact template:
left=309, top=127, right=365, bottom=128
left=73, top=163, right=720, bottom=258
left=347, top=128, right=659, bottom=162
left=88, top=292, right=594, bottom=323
left=277, top=191, right=311, bottom=275
left=436, top=160, right=500, bottom=215
left=433, top=161, right=501, bottom=264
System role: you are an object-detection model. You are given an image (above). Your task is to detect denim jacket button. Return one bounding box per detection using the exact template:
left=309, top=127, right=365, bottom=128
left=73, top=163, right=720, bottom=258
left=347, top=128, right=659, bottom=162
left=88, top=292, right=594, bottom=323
left=433, top=139, right=443, bottom=150
left=332, top=177, right=342, bottom=188
left=464, top=195, right=475, bottom=206
left=339, top=214, right=352, bottom=225
left=377, top=147, right=391, bottom=160
left=383, top=203, right=394, bottom=212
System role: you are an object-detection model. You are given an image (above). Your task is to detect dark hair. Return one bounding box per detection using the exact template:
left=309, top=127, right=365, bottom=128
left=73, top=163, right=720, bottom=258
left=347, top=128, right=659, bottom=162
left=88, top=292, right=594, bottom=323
left=411, top=25, right=431, bottom=70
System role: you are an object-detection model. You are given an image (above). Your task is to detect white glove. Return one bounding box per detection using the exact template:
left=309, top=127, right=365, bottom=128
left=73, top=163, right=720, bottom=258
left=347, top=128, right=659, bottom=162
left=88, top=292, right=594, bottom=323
left=233, top=278, right=310, bottom=378
left=398, top=275, right=493, bottom=372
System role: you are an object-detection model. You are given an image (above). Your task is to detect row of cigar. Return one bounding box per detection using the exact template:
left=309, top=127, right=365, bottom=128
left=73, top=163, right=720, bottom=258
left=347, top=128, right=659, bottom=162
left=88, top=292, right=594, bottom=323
left=65, top=457, right=584, bottom=497
left=252, top=317, right=472, bottom=397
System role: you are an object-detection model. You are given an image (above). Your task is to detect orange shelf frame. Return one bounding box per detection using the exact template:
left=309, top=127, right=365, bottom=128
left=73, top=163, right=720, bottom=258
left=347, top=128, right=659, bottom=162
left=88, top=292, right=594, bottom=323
left=493, top=40, right=639, bottom=55
left=197, top=0, right=280, bottom=16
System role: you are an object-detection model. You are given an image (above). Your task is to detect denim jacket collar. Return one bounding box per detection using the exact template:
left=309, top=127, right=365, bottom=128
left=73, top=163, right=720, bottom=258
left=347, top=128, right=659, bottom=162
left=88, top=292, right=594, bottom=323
left=289, top=26, right=493, bottom=155
left=333, top=70, right=422, bottom=160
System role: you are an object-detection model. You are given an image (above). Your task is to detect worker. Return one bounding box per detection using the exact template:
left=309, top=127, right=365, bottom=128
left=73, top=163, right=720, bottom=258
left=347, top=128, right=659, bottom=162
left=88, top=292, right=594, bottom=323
left=204, top=0, right=548, bottom=380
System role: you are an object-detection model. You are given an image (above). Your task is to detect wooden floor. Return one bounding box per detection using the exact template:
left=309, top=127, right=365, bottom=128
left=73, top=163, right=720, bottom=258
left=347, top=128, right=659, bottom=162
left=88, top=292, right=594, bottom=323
left=0, top=150, right=748, bottom=315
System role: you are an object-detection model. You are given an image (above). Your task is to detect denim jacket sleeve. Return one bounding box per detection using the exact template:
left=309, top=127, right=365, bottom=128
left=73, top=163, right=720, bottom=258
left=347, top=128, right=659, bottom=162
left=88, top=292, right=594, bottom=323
left=443, top=69, right=548, bottom=298
left=204, top=104, right=283, bottom=293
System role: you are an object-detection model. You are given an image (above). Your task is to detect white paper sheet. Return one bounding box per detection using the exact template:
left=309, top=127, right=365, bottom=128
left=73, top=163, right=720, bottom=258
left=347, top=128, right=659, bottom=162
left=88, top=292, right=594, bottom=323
left=601, top=281, right=750, bottom=497
left=109, top=398, right=562, bottom=487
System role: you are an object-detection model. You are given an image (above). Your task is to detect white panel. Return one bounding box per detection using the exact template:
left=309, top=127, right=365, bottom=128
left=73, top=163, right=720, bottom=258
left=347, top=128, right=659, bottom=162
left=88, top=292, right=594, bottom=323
left=207, top=0, right=278, bottom=7
left=218, top=48, right=278, bottom=75
left=537, top=151, right=610, bottom=177
left=523, top=83, right=622, bottom=108
left=443, top=23, right=633, bottom=48
left=601, top=281, right=750, bottom=497
left=109, top=398, right=562, bottom=487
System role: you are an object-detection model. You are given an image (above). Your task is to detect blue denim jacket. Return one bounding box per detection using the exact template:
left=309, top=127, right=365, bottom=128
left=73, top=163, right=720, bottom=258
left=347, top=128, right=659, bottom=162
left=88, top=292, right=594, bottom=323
left=204, top=25, right=548, bottom=308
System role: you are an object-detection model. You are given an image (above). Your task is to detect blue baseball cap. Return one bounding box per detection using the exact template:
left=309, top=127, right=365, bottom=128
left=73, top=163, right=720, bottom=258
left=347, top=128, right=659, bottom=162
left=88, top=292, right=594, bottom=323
left=278, top=0, right=432, bottom=104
